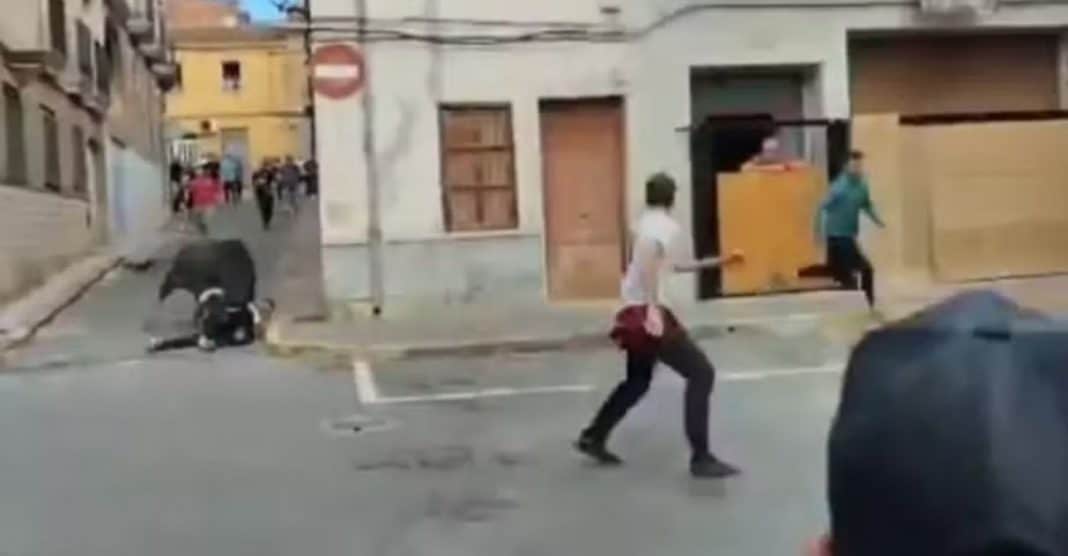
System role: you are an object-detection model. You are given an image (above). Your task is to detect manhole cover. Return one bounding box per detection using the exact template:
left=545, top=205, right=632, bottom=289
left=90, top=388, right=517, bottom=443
left=322, top=414, right=396, bottom=437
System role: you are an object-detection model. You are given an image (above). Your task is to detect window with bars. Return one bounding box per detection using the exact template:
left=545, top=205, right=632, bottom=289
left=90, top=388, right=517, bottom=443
left=95, top=42, right=110, bottom=95
left=104, top=20, right=122, bottom=86
left=76, top=22, right=93, bottom=79
left=439, top=105, right=518, bottom=232
left=4, top=85, right=27, bottom=185
left=49, top=0, right=67, bottom=56
left=42, top=107, right=61, bottom=192
left=72, top=125, right=87, bottom=197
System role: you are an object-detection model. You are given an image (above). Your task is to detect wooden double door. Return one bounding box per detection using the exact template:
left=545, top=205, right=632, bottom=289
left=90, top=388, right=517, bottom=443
left=540, top=98, right=626, bottom=301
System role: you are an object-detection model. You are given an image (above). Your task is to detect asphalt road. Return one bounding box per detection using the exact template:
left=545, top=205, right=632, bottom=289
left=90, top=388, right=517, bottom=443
left=0, top=202, right=848, bottom=556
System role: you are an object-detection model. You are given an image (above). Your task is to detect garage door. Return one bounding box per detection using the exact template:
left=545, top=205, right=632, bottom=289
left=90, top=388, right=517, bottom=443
left=850, top=34, right=1059, bottom=116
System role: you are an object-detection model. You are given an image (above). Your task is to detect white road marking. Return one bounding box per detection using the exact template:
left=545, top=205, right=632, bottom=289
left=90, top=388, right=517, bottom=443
left=314, top=65, right=361, bottom=79
left=351, top=356, right=844, bottom=406
left=721, top=363, right=843, bottom=383
left=718, top=312, right=827, bottom=329
left=375, top=385, right=596, bottom=406
left=352, top=359, right=379, bottom=404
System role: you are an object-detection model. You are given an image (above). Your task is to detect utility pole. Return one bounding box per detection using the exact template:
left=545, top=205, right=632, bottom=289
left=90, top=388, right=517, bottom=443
left=282, top=1, right=317, bottom=159
left=356, top=0, right=384, bottom=316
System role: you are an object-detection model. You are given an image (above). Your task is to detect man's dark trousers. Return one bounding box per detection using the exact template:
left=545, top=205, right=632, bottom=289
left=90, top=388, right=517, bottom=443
left=583, top=331, right=715, bottom=460
left=828, top=236, right=875, bottom=307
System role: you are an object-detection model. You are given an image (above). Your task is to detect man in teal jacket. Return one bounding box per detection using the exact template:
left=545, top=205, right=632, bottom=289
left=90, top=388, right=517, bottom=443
left=220, top=152, right=244, bottom=204
left=815, top=151, right=884, bottom=309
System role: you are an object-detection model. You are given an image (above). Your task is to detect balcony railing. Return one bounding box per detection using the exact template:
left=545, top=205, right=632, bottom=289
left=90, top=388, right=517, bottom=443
left=127, top=0, right=156, bottom=43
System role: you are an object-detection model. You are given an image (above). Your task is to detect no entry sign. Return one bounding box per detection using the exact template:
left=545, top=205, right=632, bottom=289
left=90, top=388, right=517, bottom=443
left=311, top=44, right=366, bottom=100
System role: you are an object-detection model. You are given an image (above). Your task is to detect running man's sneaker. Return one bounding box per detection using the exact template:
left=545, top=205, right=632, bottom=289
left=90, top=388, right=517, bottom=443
left=690, top=455, right=741, bottom=479
left=574, top=435, right=623, bottom=466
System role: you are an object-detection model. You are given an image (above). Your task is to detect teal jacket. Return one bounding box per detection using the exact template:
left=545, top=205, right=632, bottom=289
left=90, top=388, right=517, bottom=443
left=220, top=155, right=242, bottom=182
left=816, top=172, right=884, bottom=239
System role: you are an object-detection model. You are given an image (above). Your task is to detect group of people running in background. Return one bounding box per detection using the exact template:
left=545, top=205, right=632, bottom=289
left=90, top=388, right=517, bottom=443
left=169, top=154, right=319, bottom=234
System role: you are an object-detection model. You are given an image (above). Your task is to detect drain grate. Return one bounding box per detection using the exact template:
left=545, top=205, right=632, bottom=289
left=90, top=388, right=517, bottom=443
left=322, top=414, right=396, bottom=437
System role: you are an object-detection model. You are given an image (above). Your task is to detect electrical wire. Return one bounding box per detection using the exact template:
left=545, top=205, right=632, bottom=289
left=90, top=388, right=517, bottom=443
left=294, top=25, right=625, bottom=45
left=263, top=0, right=1068, bottom=46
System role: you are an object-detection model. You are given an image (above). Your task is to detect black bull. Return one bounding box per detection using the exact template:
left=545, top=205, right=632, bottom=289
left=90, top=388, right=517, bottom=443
left=159, top=240, right=256, bottom=306
left=152, top=240, right=259, bottom=352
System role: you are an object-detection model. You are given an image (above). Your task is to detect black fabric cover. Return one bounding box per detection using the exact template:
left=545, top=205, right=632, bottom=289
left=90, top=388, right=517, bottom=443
left=829, top=290, right=1068, bottom=556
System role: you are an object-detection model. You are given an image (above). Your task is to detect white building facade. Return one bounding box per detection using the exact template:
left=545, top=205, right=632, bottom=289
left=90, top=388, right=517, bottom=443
left=0, top=0, right=172, bottom=303
left=311, top=0, right=1068, bottom=308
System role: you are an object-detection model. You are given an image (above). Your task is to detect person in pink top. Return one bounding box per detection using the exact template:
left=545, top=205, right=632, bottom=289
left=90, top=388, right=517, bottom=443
left=187, top=164, right=223, bottom=234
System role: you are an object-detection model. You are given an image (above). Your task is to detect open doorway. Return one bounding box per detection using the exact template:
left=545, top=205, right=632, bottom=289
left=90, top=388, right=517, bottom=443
left=688, top=67, right=847, bottom=299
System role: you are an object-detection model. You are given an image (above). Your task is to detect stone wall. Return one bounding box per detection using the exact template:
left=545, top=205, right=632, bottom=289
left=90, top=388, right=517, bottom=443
left=0, top=185, right=96, bottom=304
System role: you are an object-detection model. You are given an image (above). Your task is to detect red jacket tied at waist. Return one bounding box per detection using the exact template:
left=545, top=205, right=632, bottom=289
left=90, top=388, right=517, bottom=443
left=610, top=305, right=681, bottom=354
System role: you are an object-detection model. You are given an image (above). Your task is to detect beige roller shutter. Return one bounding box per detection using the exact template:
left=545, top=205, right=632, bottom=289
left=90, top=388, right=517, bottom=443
left=850, top=34, right=1059, bottom=116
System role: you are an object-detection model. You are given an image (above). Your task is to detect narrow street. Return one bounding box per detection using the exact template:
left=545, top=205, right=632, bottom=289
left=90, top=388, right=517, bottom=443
left=2, top=0, right=1067, bottom=553
left=0, top=199, right=848, bottom=556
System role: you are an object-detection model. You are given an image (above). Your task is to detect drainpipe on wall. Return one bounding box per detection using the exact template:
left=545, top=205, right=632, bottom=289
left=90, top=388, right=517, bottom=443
left=356, top=0, right=385, bottom=317
left=303, top=0, right=317, bottom=159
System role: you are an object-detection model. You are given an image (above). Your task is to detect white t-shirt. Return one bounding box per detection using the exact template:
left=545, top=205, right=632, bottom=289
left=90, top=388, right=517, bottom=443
left=620, top=209, right=682, bottom=307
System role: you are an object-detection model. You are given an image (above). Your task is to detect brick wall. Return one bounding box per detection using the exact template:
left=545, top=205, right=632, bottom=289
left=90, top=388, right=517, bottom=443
left=0, top=184, right=98, bottom=304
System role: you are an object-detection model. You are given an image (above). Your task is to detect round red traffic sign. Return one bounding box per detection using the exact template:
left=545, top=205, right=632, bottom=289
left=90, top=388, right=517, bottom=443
left=310, top=44, right=366, bottom=100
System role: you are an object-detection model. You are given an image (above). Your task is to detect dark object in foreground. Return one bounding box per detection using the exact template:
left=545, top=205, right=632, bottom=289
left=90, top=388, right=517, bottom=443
left=828, top=290, right=1068, bottom=556
left=152, top=240, right=263, bottom=352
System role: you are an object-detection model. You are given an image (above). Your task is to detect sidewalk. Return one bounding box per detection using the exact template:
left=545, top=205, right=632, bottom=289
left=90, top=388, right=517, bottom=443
left=0, top=223, right=193, bottom=357
left=269, top=199, right=326, bottom=322
left=266, top=274, right=1068, bottom=360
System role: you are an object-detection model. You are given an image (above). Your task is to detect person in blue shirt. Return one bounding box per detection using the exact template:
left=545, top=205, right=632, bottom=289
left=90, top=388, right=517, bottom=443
left=815, top=151, right=884, bottom=309
left=220, top=153, right=244, bottom=204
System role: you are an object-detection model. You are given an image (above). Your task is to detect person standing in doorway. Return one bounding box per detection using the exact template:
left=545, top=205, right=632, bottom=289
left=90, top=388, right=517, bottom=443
left=220, top=152, right=243, bottom=204
left=188, top=164, right=223, bottom=235
left=814, top=150, right=884, bottom=310
left=742, top=134, right=806, bottom=172
left=278, top=155, right=301, bottom=214
left=252, top=159, right=276, bottom=230
left=575, top=172, right=745, bottom=479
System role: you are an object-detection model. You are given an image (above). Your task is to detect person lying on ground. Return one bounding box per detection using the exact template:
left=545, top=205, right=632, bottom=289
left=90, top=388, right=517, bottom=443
left=148, top=292, right=273, bottom=353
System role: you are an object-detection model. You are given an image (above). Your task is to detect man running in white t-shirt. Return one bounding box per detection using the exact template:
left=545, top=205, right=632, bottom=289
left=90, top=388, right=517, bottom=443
left=575, top=172, right=744, bottom=479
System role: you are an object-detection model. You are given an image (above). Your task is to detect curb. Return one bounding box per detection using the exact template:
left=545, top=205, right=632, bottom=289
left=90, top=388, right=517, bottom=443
left=263, top=313, right=863, bottom=362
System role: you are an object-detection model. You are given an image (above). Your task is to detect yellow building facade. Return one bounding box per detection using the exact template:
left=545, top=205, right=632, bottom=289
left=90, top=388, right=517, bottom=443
left=166, top=25, right=310, bottom=174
